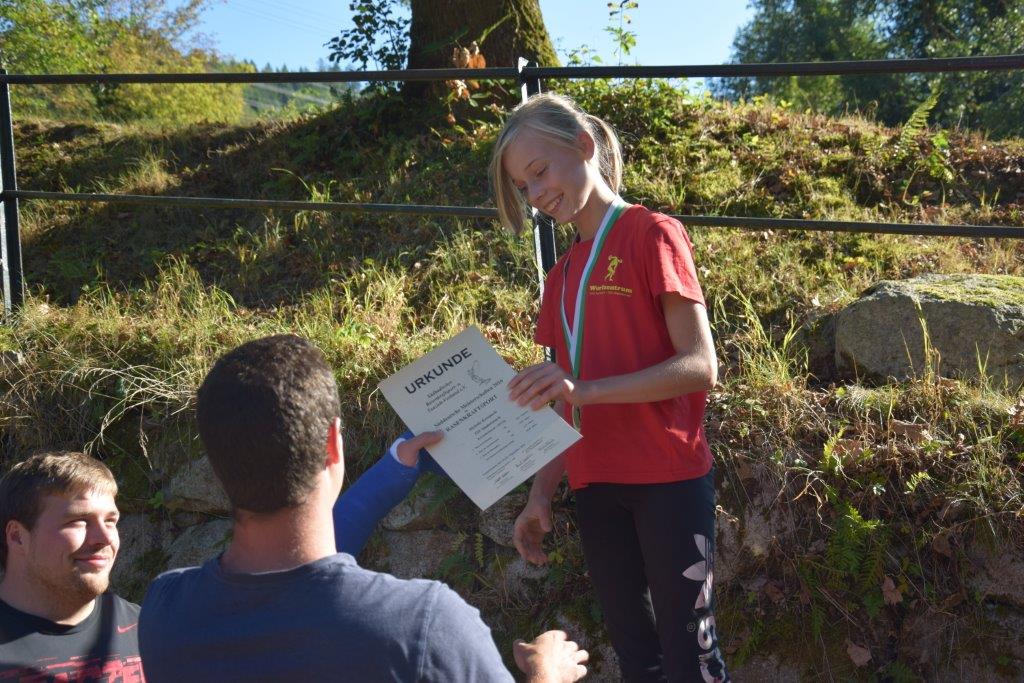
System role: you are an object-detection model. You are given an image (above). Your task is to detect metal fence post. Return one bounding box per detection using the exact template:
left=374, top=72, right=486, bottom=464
left=0, top=69, right=24, bottom=316
left=517, top=58, right=557, bottom=362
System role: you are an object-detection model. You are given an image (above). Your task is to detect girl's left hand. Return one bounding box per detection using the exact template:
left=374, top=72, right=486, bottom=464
left=509, top=362, right=587, bottom=409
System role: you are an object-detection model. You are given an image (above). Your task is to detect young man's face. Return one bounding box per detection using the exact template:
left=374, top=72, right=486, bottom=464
left=22, top=490, right=120, bottom=603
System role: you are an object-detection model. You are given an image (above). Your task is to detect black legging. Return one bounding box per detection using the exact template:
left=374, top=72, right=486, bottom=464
left=574, top=471, right=730, bottom=683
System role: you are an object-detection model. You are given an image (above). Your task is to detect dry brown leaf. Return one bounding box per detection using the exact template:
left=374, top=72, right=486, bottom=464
left=832, top=438, right=865, bottom=464
left=735, top=457, right=756, bottom=481
left=763, top=581, right=786, bottom=605
left=1010, top=396, right=1024, bottom=428
left=931, top=532, right=953, bottom=558
left=846, top=639, right=872, bottom=667
left=881, top=575, right=903, bottom=605
left=891, top=419, right=929, bottom=444
left=940, top=500, right=966, bottom=523
left=939, top=591, right=965, bottom=611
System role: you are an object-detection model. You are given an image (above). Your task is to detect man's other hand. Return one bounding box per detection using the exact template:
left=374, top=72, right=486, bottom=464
left=514, top=630, right=588, bottom=682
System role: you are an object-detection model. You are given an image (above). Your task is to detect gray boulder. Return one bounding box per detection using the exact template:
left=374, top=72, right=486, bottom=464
left=0, top=350, right=25, bottom=368
left=552, top=614, right=620, bottom=682
left=381, top=529, right=463, bottom=579
left=380, top=485, right=447, bottom=531
left=729, top=655, right=804, bottom=681
left=489, top=555, right=549, bottom=603
left=165, top=518, right=232, bottom=570
left=835, top=274, right=1024, bottom=387
left=477, top=489, right=527, bottom=547
left=967, top=537, right=1024, bottom=611
left=163, top=456, right=231, bottom=514
left=109, top=513, right=169, bottom=600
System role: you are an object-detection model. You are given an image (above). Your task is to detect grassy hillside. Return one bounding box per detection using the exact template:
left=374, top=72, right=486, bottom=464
left=3, top=80, right=1024, bottom=678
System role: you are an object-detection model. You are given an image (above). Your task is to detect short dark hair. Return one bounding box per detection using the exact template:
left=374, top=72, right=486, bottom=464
left=196, top=335, right=342, bottom=513
left=0, top=451, right=117, bottom=568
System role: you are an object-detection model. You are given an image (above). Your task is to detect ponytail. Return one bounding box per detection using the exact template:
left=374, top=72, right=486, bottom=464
left=586, top=114, right=623, bottom=194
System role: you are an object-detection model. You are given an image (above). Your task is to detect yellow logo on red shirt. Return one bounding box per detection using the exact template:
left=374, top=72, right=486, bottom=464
left=605, top=255, right=623, bottom=281
left=590, top=254, right=633, bottom=297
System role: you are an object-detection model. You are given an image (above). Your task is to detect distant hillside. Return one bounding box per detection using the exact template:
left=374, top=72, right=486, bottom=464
left=237, top=61, right=355, bottom=120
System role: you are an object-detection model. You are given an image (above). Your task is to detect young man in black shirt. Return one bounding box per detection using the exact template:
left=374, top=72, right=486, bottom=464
left=0, top=451, right=143, bottom=681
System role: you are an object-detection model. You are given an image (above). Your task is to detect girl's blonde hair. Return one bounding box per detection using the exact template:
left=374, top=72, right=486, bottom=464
left=489, top=92, right=623, bottom=233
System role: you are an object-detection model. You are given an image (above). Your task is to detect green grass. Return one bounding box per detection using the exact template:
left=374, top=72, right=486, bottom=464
left=3, top=81, right=1023, bottom=678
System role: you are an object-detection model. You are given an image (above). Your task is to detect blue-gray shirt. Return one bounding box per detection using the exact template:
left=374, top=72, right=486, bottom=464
left=139, top=553, right=514, bottom=682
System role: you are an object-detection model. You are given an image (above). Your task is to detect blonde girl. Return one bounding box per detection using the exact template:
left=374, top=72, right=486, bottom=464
left=493, top=93, right=729, bottom=683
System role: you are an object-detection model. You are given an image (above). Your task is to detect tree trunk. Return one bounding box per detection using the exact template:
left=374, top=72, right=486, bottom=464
left=406, top=0, right=558, bottom=98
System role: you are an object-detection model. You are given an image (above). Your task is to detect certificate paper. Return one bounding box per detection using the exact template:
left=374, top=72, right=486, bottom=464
left=378, top=326, right=581, bottom=510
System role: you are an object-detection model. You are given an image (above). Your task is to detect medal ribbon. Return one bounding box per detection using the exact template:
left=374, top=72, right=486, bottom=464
left=560, top=199, right=627, bottom=429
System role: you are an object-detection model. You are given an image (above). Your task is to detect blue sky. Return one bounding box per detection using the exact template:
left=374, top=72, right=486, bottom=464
left=194, top=0, right=754, bottom=73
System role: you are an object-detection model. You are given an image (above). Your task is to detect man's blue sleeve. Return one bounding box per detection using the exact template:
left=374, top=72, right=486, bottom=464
left=332, top=432, right=453, bottom=557
left=333, top=446, right=419, bottom=556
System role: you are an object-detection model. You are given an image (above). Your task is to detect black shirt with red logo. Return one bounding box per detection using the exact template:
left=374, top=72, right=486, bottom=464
left=0, top=593, right=143, bottom=682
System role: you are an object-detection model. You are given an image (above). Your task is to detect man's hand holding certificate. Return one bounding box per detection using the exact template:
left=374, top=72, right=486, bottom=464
left=378, top=327, right=580, bottom=510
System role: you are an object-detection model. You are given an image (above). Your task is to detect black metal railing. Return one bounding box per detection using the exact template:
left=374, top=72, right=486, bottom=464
left=2, top=54, right=1024, bottom=316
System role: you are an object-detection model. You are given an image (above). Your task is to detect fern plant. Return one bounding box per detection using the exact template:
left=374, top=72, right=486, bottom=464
left=895, top=86, right=941, bottom=165
left=895, top=85, right=958, bottom=201
left=825, top=501, right=881, bottom=589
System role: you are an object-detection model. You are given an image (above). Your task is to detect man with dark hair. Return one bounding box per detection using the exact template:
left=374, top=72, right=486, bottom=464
left=140, top=334, right=588, bottom=682
left=0, top=451, right=144, bottom=679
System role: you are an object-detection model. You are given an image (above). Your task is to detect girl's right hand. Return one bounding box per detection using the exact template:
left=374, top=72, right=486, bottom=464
left=509, top=362, right=584, bottom=410
left=513, top=497, right=553, bottom=565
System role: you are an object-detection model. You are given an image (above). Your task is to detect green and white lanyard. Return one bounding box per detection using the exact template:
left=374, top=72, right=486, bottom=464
left=560, top=198, right=627, bottom=429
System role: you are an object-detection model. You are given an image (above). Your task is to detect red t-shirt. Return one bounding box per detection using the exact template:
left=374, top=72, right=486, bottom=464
left=535, top=204, right=713, bottom=489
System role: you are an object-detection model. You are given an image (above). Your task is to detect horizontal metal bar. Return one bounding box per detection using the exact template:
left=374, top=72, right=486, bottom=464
left=532, top=54, right=1024, bottom=79
left=12, top=190, right=1023, bottom=239
left=11, top=190, right=499, bottom=217
left=680, top=214, right=1024, bottom=239
left=2, top=54, right=1022, bottom=86
left=1, top=68, right=519, bottom=86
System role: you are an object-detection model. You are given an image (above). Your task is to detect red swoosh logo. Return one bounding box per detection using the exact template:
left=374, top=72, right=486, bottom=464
left=116, top=623, right=138, bottom=634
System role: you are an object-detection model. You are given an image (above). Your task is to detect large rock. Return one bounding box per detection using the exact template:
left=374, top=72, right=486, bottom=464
left=147, top=422, right=202, bottom=475
left=110, top=513, right=169, bottom=600
left=715, top=507, right=742, bottom=586
left=163, top=456, right=231, bottom=514
left=478, top=489, right=527, bottom=547
left=967, top=537, right=1024, bottom=610
left=729, top=655, right=804, bottom=681
left=381, top=529, right=463, bottom=579
left=490, top=555, right=550, bottom=603
left=902, top=604, right=1024, bottom=676
left=381, top=477, right=462, bottom=531
left=165, top=518, right=233, bottom=570
left=553, top=614, right=620, bottom=682
left=934, top=655, right=1024, bottom=682
left=981, top=602, right=1024, bottom=663
left=0, top=350, right=25, bottom=368
left=835, top=274, right=1024, bottom=387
